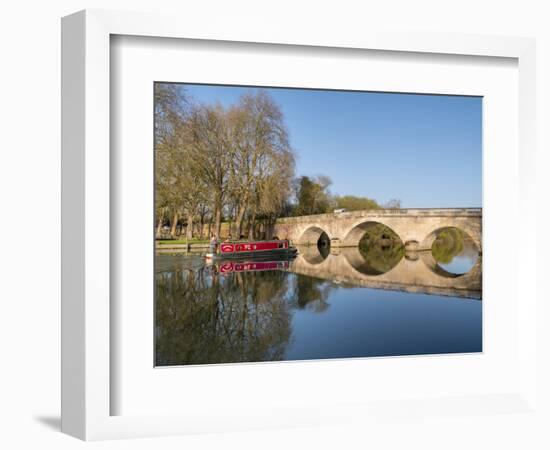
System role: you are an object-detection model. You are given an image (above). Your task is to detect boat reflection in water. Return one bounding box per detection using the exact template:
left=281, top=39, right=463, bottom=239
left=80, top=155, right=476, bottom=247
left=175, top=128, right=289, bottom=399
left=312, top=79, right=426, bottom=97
left=155, top=235, right=482, bottom=367
left=216, top=259, right=289, bottom=274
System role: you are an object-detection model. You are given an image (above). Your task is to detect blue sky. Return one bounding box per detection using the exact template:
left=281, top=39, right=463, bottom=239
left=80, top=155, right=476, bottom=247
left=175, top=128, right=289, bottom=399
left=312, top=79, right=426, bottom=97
left=176, top=83, right=482, bottom=208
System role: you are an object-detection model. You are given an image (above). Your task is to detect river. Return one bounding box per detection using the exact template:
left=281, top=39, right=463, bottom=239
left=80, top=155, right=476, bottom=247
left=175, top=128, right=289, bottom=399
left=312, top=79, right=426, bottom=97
left=155, top=233, right=481, bottom=366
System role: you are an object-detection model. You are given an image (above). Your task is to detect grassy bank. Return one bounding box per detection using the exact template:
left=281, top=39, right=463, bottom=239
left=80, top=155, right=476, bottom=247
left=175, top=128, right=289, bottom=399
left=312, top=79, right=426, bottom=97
left=157, top=238, right=210, bottom=245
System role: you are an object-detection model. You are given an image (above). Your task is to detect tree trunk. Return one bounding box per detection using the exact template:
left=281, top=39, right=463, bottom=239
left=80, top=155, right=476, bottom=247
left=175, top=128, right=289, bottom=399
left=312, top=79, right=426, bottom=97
left=186, top=212, right=193, bottom=240
left=248, top=206, right=257, bottom=240
left=234, top=203, right=247, bottom=238
left=214, top=199, right=222, bottom=239
left=199, top=213, right=205, bottom=239
left=170, top=211, right=179, bottom=238
left=156, top=213, right=163, bottom=238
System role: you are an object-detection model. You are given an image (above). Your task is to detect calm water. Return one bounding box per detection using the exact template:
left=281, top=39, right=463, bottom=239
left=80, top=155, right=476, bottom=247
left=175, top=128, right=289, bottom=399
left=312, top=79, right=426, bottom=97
left=155, top=240, right=481, bottom=366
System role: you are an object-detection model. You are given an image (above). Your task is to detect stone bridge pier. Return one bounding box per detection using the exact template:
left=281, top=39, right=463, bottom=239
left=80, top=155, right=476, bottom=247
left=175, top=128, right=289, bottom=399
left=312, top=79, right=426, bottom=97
left=272, top=208, right=482, bottom=251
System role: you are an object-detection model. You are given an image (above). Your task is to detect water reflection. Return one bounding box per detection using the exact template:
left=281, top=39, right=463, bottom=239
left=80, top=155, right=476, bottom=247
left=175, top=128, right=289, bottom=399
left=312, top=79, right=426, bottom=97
left=431, top=227, right=479, bottom=275
left=291, top=275, right=331, bottom=313
left=293, top=244, right=481, bottom=299
left=356, top=223, right=404, bottom=275
left=300, top=241, right=329, bottom=264
left=155, top=242, right=482, bottom=366
left=297, top=225, right=480, bottom=280
left=155, top=257, right=292, bottom=366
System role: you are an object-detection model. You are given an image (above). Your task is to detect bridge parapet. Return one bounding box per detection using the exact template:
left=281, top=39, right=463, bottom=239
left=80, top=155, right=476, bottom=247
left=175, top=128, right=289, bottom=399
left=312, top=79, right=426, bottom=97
left=276, top=208, right=482, bottom=224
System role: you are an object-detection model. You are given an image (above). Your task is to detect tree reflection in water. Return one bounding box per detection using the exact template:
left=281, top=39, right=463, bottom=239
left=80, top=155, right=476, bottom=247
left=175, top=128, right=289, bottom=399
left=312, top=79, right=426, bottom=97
left=357, top=223, right=404, bottom=275
left=431, top=227, right=478, bottom=275
left=291, top=275, right=332, bottom=313
left=432, top=227, right=465, bottom=263
left=155, top=228, right=482, bottom=366
left=155, top=261, right=292, bottom=366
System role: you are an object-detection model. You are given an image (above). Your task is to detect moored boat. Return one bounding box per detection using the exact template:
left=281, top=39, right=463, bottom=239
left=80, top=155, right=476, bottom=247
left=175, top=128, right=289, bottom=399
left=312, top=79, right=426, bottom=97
left=205, top=239, right=297, bottom=261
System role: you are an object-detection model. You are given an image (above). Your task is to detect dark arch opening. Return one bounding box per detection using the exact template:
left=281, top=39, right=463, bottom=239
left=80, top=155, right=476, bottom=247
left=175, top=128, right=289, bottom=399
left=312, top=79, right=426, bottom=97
left=298, top=227, right=330, bottom=264
left=317, top=231, right=330, bottom=258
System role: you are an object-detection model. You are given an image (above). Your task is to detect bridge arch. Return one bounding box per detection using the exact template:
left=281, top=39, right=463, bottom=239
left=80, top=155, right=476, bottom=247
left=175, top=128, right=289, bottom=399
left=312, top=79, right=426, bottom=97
left=297, top=225, right=331, bottom=246
left=273, top=208, right=482, bottom=254
left=341, top=220, right=404, bottom=248
left=420, top=226, right=480, bottom=277
left=420, top=225, right=478, bottom=251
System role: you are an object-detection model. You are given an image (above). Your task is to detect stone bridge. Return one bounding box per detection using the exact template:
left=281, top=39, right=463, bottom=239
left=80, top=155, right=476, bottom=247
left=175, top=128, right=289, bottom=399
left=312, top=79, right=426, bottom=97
left=289, top=246, right=482, bottom=299
left=272, top=208, right=482, bottom=250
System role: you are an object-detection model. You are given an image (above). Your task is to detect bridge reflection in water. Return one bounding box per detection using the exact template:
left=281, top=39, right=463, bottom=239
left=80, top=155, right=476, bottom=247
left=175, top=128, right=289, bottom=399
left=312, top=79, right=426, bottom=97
left=155, top=233, right=482, bottom=366
left=293, top=244, right=482, bottom=300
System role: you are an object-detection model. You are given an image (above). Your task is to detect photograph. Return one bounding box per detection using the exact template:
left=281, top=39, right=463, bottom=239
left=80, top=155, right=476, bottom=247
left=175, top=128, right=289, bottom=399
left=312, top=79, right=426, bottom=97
left=154, top=83, right=482, bottom=367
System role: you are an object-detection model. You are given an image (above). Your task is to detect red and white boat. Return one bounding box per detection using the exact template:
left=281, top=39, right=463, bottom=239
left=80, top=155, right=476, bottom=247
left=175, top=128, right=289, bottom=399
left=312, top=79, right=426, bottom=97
left=217, top=260, right=290, bottom=274
left=205, top=239, right=297, bottom=260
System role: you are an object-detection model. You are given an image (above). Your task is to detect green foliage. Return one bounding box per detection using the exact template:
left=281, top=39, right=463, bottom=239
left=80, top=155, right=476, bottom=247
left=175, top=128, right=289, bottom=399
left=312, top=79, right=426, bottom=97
left=431, top=228, right=465, bottom=264
left=293, top=175, right=333, bottom=216
left=359, top=223, right=400, bottom=244
left=334, top=195, right=380, bottom=211
left=291, top=182, right=399, bottom=217
left=357, top=224, right=404, bottom=274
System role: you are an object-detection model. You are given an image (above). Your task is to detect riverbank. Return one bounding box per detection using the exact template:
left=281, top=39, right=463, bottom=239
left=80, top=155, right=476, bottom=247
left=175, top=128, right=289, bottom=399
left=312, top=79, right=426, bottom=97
left=157, top=238, right=209, bottom=245
left=156, top=241, right=210, bottom=254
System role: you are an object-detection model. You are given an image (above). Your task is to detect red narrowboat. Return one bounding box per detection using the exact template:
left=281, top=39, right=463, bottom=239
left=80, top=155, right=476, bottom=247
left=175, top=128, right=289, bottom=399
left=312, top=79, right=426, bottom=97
left=205, top=239, right=297, bottom=260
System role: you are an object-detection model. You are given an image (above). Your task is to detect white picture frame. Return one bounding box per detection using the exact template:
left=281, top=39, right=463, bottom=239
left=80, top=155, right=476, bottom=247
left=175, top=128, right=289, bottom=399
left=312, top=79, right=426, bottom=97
left=61, top=9, right=537, bottom=441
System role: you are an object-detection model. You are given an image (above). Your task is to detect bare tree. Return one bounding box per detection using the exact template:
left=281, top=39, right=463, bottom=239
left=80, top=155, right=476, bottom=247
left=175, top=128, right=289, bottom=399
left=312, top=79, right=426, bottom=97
left=227, top=90, right=295, bottom=237
left=155, top=83, right=189, bottom=238
left=384, top=198, right=402, bottom=209
left=187, top=105, right=232, bottom=239
left=155, top=86, right=295, bottom=241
